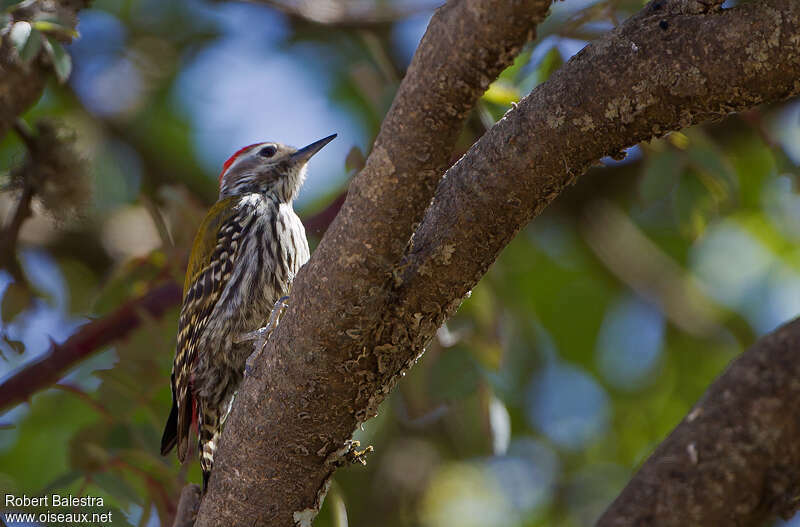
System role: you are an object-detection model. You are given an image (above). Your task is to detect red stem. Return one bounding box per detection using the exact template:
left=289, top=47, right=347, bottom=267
left=0, top=281, right=181, bottom=412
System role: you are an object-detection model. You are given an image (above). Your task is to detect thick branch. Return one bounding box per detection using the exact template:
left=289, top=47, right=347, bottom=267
left=197, top=0, right=552, bottom=524
left=171, top=485, right=201, bottom=527
left=394, top=0, right=800, bottom=357
left=0, top=0, right=85, bottom=140
left=597, top=316, right=800, bottom=525
left=199, top=0, right=800, bottom=524
left=384, top=0, right=800, bottom=524
left=0, top=282, right=181, bottom=412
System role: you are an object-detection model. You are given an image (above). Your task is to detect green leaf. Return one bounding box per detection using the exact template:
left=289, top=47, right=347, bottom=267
left=687, top=144, right=737, bottom=204
left=344, top=146, right=365, bottom=174
left=498, top=49, right=531, bottom=82
left=32, top=19, right=78, bottom=38
left=482, top=81, right=519, bottom=105
left=20, top=27, right=43, bottom=63
left=44, top=35, right=72, bottom=83
left=92, top=473, right=140, bottom=506
left=9, top=20, right=30, bottom=52
left=2, top=0, right=26, bottom=11
left=0, top=392, right=97, bottom=491
left=40, top=470, right=82, bottom=494
left=640, top=149, right=683, bottom=203
left=2, top=333, right=25, bottom=355
left=1, top=281, right=33, bottom=321
left=673, top=169, right=711, bottom=239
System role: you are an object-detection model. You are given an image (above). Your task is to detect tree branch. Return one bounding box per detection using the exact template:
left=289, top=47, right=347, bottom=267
left=0, top=158, right=35, bottom=280
left=0, top=281, right=181, bottom=412
left=597, top=315, right=800, bottom=526
left=171, top=485, right=201, bottom=527
left=393, top=0, right=800, bottom=358
left=192, top=0, right=800, bottom=524
left=196, top=0, right=553, bottom=524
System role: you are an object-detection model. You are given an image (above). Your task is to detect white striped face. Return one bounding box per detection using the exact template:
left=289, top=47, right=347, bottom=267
left=218, top=143, right=307, bottom=203
left=218, top=134, right=336, bottom=203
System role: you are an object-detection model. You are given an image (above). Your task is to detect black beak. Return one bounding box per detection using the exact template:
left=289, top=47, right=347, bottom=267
left=292, top=133, right=337, bottom=162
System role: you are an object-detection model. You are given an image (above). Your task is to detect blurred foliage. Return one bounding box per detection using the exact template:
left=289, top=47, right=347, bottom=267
left=1, top=0, right=799, bottom=526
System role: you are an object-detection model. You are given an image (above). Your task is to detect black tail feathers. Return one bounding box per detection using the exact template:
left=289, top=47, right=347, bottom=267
left=161, top=398, right=178, bottom=456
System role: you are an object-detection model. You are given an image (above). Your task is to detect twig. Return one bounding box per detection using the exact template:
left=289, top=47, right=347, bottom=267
left=171, top=485, right=201, bottom=527
left=12, top=119, right=36, bottom=151
left=0, top=121, right=38, bottom=280
left=0, top=281, right=182, bottom=412
left=53, top=382, right=115, bottom=421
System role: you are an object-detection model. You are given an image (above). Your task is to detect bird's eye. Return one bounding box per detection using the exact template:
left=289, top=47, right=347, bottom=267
left=259, top=145, right=277, bottom=158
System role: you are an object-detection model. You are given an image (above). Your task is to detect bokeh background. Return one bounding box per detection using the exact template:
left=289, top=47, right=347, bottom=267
left=1, top=0, right=800, bottom=526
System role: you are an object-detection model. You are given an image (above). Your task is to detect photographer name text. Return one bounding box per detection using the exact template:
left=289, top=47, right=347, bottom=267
left=3, top=494, right=113, bottom=524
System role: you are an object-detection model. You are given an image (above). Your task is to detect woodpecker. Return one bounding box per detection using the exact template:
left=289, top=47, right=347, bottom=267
left=160, top=134, right=336, bottom=491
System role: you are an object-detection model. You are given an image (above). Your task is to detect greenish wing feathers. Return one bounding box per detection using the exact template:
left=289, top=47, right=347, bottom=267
left=172, top=198, right=251, bottom=461
left=183, top=197, right=240, bottom=293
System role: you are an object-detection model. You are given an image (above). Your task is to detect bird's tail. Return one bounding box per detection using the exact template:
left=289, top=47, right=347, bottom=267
left=161, top=374, right=179, bottom=456
left=199, top=409, right=221, bottom=492
left=160, top=399, right=179, bottom=456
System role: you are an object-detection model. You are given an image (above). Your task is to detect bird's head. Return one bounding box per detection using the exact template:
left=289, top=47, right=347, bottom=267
left=218, top=133, right=337, bottom=202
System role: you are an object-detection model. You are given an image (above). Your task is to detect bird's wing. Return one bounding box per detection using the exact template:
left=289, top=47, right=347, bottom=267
left=169, top=196, right=252, bottom=461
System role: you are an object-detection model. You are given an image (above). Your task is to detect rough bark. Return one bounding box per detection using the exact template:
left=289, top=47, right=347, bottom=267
left=171, top=485, right=201, bottom=527
left=393, top=0, right=800, bottom=355
left=0, top=0, right=85, bottom=140
left=194, top=0, right=800, bottom=525
left=597, top=316, right=800, bottom=526
left=196, top=0, right=553, bottom=525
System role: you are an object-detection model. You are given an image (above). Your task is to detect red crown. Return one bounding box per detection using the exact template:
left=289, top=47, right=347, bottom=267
left=219, top=143, right=261, bottom=184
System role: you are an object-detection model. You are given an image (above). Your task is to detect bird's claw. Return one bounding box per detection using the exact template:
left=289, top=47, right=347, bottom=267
left=240, top=296, right=290, bottom=376
left=342, top=440, right=374, bottom=466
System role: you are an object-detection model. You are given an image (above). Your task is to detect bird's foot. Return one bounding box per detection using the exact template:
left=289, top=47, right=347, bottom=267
left=237, top=296, right=290, bottom=375
left=342, top=439, right=374, bottom=466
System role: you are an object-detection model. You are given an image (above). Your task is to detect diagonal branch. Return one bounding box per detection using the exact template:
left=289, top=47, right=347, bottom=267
left=197, top=0, right=800, bottom=524
left=197, top=0, right=553, bottom=524
left=597, top=315, right=800, bottom=525
left=0, top=282, right=181, bottom=412
left=392, top=0, right=800, bottom=357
